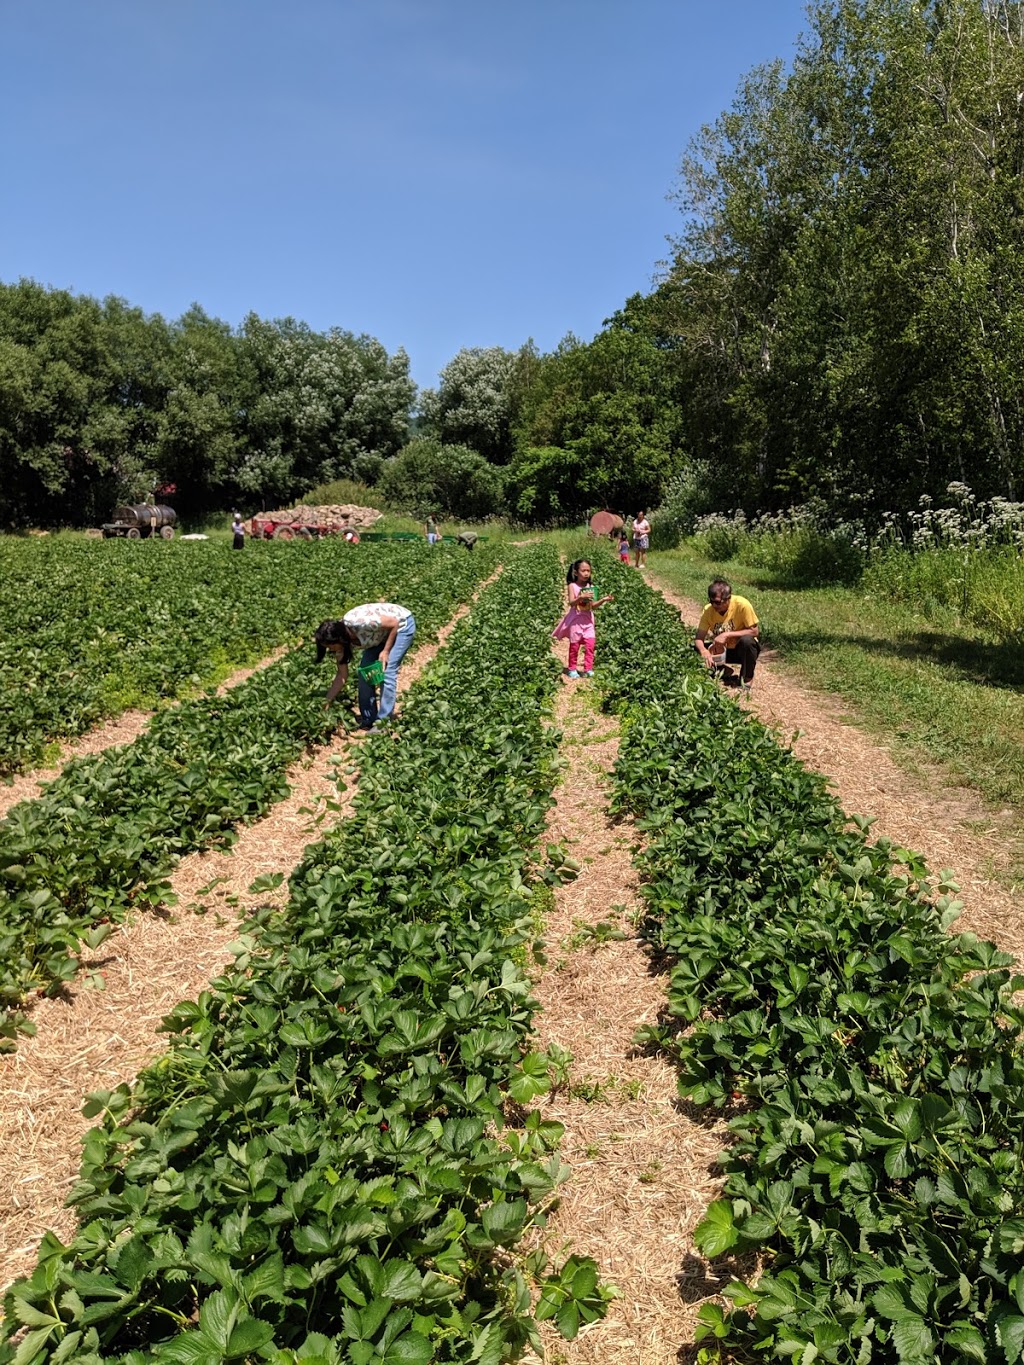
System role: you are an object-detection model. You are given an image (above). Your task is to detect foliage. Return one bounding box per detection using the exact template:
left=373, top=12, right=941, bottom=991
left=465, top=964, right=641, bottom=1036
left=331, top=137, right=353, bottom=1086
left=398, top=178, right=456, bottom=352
left=377, top=437, right=506, bottom=520
left=690, top=505, right=866, bottom=587
left=595, top=564, right=1024, bottom=1363
left=419, top=345, right=538, bottom=466
left=297, top=478, right=379, bottom=510
left=0, top=541, right=498, bottom=1034
left=0, top=537, right=495, bottom=776
left=0, top=544, right=611, bottom=1360
left=506, top=314, right=686, bottom=525
left=234, top=316, right=415, bottom=510
left=0, top=282, right=415, bottom=526
left=658, top=0, right=1024, bottom=519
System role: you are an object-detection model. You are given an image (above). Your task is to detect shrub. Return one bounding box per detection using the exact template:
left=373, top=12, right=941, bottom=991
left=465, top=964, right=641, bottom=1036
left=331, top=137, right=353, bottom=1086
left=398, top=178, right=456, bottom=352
left=299, top=477, right=378, bottom=508
left=377, top=438, right=505, bottom=520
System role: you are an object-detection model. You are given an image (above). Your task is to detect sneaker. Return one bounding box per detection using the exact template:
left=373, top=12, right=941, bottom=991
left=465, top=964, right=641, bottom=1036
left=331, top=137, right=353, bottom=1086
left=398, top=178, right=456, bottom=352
left=566, top=669, right=579, bottom=679
left=583, top=670, right=594, bottom=677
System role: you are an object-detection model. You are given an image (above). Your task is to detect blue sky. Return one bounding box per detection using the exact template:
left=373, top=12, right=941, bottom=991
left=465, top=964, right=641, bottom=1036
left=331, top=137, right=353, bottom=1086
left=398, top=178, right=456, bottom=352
left=2, top=1, right=809, bottom=392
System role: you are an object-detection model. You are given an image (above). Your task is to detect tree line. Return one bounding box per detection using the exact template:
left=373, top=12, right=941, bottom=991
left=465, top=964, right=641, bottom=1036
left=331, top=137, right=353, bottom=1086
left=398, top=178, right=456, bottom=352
left=0, top=283, right=415, bottom=526
left=655, top=0, right=1024, bottom=527
left=7, top=1, right=1024, bottom=531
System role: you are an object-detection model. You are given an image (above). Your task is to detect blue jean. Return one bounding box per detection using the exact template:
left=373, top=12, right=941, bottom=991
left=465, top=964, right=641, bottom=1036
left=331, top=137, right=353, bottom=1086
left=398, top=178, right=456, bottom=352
left=357, top=614, right=416, bottom=726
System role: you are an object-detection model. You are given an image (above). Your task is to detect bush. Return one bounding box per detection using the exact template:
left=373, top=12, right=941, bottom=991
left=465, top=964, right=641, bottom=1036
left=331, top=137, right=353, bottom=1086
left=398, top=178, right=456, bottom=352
left=690, top=506, right=865, bottom=587
left=299, top=478, right=379, bottom=509
left=654, top=460, right=731, bottom=545
left=377, top=438, right=505, bottom=520
left=865, top=543, right=1024, bottom=640
left=691, top=512, right=748, bottom=562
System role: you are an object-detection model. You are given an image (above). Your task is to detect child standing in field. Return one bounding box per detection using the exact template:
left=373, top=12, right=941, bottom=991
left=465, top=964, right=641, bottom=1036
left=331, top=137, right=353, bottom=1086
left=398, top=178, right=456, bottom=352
left=552, top=559, right=614, bottom=678
left=618, top=531, right=630, bottom=564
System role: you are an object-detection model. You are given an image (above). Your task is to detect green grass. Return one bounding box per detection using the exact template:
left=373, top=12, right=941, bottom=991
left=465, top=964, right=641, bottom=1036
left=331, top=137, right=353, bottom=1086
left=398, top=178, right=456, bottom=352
left=649, top=545, right=1024, bottom=848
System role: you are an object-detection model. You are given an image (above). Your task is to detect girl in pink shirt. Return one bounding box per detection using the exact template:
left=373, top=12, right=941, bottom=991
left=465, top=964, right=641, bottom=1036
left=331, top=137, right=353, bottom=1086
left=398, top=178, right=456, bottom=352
left=552, top=559, right=614, bottom=678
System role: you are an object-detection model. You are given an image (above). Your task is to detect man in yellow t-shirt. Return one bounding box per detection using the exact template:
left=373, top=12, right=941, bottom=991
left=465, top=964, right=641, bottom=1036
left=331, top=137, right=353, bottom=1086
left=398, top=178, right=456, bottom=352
left=694, top=579, right=760, bottom=690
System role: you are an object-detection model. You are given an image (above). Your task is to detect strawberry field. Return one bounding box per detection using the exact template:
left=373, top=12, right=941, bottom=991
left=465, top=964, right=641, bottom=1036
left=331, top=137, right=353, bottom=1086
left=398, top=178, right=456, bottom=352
left=0, top=537, right=498, bottom=777
left=2, top=538, right=1024, bottom=1363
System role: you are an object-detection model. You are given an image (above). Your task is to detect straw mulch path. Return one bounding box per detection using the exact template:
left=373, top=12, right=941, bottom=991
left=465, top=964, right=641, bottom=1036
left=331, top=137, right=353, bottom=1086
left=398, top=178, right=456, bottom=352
left=0, top=599, right=483, bottom=1295
left=645, top=571, right=1024, bottom=964
left=523, top=656, right=730, bottom=1364
left=0, top=648, right=291, bottom=821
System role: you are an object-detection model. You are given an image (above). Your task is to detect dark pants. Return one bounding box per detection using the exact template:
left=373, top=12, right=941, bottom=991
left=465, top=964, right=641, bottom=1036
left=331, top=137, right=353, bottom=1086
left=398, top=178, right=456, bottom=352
left=699, top=638, right=764, bottom=682
left=722, top=637, right=760, bottom=682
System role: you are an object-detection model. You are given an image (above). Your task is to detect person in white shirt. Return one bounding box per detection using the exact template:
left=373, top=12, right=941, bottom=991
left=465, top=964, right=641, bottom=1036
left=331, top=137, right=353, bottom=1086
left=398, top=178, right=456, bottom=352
left=631, top=511, right=651, bottom=567
left=314, top=603, right=416, bottom=732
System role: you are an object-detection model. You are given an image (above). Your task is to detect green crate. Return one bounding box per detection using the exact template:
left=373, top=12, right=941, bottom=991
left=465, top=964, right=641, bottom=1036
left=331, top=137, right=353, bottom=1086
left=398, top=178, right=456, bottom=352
left=357, top=660, right=386, bottom=686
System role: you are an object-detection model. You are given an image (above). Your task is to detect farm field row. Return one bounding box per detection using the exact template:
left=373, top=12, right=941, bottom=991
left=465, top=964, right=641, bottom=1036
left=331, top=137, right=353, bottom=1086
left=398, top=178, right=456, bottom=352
left=598, top=566, right=1024, bottom=1362
left=0, top=545, right=496, bottom=1046
left=0, top=578, right=496, bottom=1300
left=5, top=535, right=1020, bottom=1361
left=0, top=544, right=615, bottom=1364
left=0, top=537, right=498, bottom=777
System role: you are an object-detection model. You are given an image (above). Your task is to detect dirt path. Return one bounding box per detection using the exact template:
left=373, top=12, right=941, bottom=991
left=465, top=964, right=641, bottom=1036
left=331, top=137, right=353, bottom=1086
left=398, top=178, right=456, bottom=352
left=645, top=570, right=1024, bottom=963
left=0, top=591, right=491, bottom=1294
left=0, top=648, right=292, bottom=820
left=524, top=658, right=728, bottom=1363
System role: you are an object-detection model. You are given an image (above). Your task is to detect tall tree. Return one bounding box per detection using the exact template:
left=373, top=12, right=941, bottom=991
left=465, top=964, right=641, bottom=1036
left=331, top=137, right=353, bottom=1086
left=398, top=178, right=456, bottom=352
left=419, top=343, right=537, bottom=465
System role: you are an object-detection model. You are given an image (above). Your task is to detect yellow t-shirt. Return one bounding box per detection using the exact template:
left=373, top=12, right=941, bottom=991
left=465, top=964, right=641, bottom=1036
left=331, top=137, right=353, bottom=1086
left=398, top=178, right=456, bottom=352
left=697, top=594, right=759, bottom=646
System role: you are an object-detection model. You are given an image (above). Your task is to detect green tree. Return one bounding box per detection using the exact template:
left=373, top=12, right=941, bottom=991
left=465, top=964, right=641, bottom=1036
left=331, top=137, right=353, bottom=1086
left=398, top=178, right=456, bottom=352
left=236, top=316, right=414, bottom=506
left=419, top=343, right=538, bottom=464
left=507, top=321, right=685, bottom=524
left=377, top=437, right=505, bottom=519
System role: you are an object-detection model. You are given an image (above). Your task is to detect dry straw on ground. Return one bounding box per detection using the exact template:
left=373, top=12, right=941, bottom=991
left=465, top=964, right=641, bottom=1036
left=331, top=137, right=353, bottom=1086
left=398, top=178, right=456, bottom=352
left=0, top=590, right=488, bottom=1293
left=522, top=654, right=730, bottom=1364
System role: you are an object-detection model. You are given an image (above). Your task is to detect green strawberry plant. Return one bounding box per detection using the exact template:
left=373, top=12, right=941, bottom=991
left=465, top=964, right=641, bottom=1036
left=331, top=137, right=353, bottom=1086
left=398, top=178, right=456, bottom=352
left=588, top=557, right=1024, bottom=1364
left=0, top=544, right=609, bottom=1363
left=0, top=538, right=499, bottom=776
left=0, top=545, right=498, bottom=1042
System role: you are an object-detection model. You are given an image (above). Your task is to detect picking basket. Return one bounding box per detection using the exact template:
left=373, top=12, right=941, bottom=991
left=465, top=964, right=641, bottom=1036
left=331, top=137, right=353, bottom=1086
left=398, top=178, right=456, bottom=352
left=357, top=660, right=386, bottom=686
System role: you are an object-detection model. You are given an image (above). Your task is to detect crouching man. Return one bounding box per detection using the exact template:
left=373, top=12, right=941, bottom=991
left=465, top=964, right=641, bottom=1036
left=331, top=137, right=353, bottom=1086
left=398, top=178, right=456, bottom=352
left=694, top=579, right=760, bottom=693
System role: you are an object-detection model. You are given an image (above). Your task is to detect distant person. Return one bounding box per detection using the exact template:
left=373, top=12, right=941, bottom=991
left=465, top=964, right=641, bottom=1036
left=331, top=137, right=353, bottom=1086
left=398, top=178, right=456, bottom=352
left=694, top=579, right=760, bottom=693
left=425, top=513, right=441, bottom=545
left=457, top=531, right=479, bottom=552
left=314, top=603, right=416, bottom=732
left=231, top=513, right=245, bottom=550
left=631, top=511, right=651, bottom=568
left=552, top=558, right=614, bottom=679
left=617, top=531, right=630, bottom=565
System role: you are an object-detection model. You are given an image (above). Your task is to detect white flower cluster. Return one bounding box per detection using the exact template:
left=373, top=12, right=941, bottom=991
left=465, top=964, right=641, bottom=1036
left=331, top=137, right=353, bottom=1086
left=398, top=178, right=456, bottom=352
left=896, top=484, right=1024, bottom=552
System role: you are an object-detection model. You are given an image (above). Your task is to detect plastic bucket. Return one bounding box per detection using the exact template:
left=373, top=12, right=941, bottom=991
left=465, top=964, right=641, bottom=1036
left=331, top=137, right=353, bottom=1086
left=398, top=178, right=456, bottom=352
left=358, top=660, right=386, bottom=686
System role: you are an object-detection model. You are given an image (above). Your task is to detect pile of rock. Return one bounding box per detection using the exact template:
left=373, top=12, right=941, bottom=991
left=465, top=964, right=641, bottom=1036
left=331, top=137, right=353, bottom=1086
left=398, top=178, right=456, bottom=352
left=261, top=503, right=384, bottom=529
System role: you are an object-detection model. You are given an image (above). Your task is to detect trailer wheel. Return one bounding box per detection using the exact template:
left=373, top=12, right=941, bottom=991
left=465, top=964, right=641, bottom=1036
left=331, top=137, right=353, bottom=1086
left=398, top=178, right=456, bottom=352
left=126, top=528, right=141, bottom=540
left=160, top=526, right=175, bottom=540
left=272, top=525, right=295, bottom=540
left=294, top=527, right=313, bottom=540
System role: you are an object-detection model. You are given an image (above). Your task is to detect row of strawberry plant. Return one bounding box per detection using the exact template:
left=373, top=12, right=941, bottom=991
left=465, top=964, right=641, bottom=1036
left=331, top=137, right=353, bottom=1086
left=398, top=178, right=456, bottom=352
left=1, top=543, right=608, bottom=1364
left=0, top=549, right=494, bottom=1046
left=0, top=538, right=498, bottom=777
left=595, top=564, right=1024, bottom=1364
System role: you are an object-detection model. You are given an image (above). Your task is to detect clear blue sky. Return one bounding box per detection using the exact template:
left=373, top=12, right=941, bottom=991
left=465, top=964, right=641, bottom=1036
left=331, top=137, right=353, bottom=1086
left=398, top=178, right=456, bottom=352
left=1, top=1, right=808, bottom=392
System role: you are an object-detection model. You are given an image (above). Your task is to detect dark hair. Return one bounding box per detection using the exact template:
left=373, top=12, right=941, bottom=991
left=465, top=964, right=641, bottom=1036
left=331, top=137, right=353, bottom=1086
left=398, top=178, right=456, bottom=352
left=567, top=559, right=591, bottom=585
left=313, top=618, right=353, bottom=665
left=708, top=579, right=732, bottom=599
